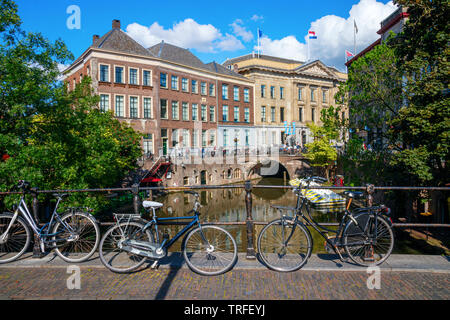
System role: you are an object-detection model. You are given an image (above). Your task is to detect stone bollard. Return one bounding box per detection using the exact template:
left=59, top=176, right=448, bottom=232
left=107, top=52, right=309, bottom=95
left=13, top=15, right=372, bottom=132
left=244, top=180, right=256, bottom=259
left=366, top=184, right=375, bottom=207
left=31, top=188, right=43, bottom=258
left=132, top=183, right=141, bottom=215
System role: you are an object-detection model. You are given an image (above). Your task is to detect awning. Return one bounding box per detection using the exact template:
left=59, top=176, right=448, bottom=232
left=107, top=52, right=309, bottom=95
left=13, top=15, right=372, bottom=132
left=141, top=177, right=162, bottom=183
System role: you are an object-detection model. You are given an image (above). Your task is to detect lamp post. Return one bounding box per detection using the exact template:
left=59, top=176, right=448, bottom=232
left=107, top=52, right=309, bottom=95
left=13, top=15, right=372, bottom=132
left=234, top=137, right=238, bottom=156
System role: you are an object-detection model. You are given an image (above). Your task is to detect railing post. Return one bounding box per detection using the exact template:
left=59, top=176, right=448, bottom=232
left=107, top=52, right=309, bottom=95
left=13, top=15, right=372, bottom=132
left=366, top=184, right=375, bottom=207
left=132, top=183, right=140, bottom=215
left=31, top=188, right=43, bottom=258
left=244, top=180, right=256, bottom=260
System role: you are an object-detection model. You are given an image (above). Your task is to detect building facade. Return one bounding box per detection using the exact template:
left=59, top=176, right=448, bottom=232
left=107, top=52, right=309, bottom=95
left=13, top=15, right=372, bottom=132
left=223, top=54, right=348, bottom=149
left=63, top=20, right=255, bottom=167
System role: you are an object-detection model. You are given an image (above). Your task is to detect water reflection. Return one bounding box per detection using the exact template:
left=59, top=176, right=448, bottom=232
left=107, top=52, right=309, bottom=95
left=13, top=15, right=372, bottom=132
left=152, top=178, right=345, bottom=253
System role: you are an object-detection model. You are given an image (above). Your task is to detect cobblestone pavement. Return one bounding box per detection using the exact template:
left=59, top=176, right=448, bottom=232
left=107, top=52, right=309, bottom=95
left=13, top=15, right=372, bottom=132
left=0, top=266, right=448, bottom=300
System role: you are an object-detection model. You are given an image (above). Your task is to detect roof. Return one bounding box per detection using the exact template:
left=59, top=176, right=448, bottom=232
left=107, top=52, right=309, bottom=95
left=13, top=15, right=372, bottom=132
left=205, top=62, right=247, bottom=79
left=92, top=28, right=155, bottom=57
left=148, top=42, right=207, bottom=70
left=223, top=53, right=303, bottom=66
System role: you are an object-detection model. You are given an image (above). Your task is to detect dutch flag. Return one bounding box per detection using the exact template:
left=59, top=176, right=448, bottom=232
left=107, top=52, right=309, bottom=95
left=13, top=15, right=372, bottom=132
left=309, top=31, right=317, bottom=39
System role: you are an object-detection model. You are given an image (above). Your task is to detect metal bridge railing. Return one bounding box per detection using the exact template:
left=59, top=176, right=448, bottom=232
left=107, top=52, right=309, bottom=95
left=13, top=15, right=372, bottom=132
left=1, top=181, right=449, bottom=259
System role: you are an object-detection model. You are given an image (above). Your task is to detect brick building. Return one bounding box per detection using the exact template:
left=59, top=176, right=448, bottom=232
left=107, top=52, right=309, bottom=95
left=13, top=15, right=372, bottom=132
left=63, top=20, right=254, bottom=165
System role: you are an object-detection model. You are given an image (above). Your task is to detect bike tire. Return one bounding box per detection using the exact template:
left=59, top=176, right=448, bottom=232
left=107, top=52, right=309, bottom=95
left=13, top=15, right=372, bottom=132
left=257, top=217, right=312, bottom=272
left=52, top=211, right=100, bottom=263
left=0, top=213, right=31, bottom=264
left=99, top=221, right=153, bottom=273
left=182, top=225, right=237, bottom=276
left=343, top=214, right=394, bottom=267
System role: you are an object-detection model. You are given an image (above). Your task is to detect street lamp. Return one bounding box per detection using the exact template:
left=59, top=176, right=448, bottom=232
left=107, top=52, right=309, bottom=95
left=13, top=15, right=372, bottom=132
left=234, top=137, right=239, bottom=155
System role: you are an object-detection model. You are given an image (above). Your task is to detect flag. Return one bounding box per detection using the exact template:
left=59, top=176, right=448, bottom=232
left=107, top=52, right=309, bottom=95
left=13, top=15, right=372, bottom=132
left=258, top=29, right=262, bottom=38
left=308, top=31, right=317, bottom=39
left=354, top=20, right=358, bottom=34
left=345, top=50, right=354, bottom=57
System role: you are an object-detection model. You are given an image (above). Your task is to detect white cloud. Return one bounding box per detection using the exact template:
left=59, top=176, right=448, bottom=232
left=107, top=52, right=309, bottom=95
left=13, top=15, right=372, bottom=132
left=254, top=0, right=397, bottom=70
left=126, top=18, right=244, bottom=53
left=250, top=14, right=264, bottom=22
left=230, top=19, right=254, bottom=42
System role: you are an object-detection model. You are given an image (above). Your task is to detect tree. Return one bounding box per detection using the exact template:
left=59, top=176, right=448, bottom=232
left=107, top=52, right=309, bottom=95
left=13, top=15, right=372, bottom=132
left=388, top=0, right=450, bottom=186
left=0, top=0, right=143, bottom=212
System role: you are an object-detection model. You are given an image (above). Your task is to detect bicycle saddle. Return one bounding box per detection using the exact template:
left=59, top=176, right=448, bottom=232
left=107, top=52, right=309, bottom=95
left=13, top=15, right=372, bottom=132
left=343, top=191, right=364, bottom=199
left=52, top=193, right=69, bottom=198
left=142, top=201, right=163, bottom=209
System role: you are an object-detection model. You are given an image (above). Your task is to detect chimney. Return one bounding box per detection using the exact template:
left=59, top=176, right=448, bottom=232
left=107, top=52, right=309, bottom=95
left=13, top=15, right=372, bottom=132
left=92, top=35, right=99, bottom=45
left=112, top=19, right=121, bottom=29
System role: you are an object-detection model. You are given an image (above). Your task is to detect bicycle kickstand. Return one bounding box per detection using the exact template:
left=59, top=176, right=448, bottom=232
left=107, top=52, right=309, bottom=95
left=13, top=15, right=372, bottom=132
left=151, top=260, right=160, bottom=270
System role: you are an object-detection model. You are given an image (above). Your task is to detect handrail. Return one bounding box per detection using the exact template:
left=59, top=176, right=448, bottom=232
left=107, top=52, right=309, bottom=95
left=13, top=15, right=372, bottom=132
left=1, top=182, right=449, bottom=259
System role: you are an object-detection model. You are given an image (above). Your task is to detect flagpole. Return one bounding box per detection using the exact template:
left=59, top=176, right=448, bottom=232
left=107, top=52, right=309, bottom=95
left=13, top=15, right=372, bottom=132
left=307, top=35, right=310, bottom=62
left=257, top=28, right=260, bottom=58
left=353, top=19, right=356, bottom=56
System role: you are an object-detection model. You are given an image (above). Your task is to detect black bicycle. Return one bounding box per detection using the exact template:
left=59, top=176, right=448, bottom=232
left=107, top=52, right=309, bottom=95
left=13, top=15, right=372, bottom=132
left=257, top=177, right=394, bottom=272
left=0, top=180, right=100, bottom=263
left=99, top=190, right=238, bottom=275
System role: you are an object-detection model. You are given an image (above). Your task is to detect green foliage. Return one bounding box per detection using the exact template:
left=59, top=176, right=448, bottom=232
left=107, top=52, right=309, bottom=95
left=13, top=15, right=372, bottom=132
left=0, top=0, right=143, bottom=212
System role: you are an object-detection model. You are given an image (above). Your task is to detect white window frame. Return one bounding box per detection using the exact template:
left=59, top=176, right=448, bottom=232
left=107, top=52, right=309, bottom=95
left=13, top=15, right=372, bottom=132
left=181, top=78, right=189, bottom=92
left=143, top=96, right=153, bottom=119
left=160, top=72, right=168, bottom=88
left=142, top=69, right=152, bottom=86
left=182, top=102, right=189, bottom=121
left=114, top=94, right=125, bottom=118
left=99, top=93, right=111, bottom=112
left=171, top=75, right=179, bottom=90
left=129, top=67, right=139, bottom=85
left=99, top=63, right=110, bottom=82
left=114, top=65, right=125, bottom=84
left=129, top=95, right=139, bottom=118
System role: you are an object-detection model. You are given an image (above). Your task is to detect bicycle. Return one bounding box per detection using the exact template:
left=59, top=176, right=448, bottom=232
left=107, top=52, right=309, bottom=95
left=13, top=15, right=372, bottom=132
left=257, top=177, right=394, bottom=272
left=0, top=180, right=100, bottom=263
left=99, top=190, right=238, bottom=275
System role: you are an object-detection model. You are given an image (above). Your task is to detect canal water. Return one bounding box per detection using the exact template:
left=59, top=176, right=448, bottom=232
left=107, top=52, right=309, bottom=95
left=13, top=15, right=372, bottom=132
left=146, top=178, right=351, bottom=254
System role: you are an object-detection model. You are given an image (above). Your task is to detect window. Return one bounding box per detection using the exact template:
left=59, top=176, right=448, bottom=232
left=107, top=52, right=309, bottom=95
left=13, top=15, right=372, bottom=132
left=191, top=80, right=198, bottom=93
left=280, top=87, right=284, bottom=99
left=311, top=107, right=316, bottom=122
left=115, top=95, right=124, bottom=117
left=261, top=106, right=266, bottom=122
left=100, top=94, right=109, bottom=112
left=201, top=130, right=207, bottom=147
left=271, top=106, right=276, bottom=122
left=115, top=66, right=124, bottom=83
left=182, top=78, right=188, bottom=92
left=209, top=83, right=215, bottom=96
left=234, top=106, right=239, bottom=122
left=222, top=84, right=228, bottom=100
left=244, top=108, right=249, bottom=123
left=322, top=89, right=327, bottom=103
left=143, top=134, right=153, bottom=155
left=223, top=129, right=228, bottom=147
left=209, top=130, right=215, bottom=146
left=192, top=130, right=199, bottom=147
left=160, top=73, right=167, bottom=88
left=182, top=102, right=189, bottom=121
left=160, top=99, right=168, bottom=119
left=201, top=105, right=207, bottom=122
left=192, top=104, right=198, bottom=121
left=100, top=65, right=109, bottom=82
left=171, top=75, right=178, bottom=90
left=233, top=86, right=239, bottom=101
left=280, top=107, right=285, bottom=123
left=270, top=86, right=275, bottom=99
left=182, top=129, right=189, bottom=147
left=244, top=88, right=249, bottom=102
left=222, top=105, right=229, bottom=121
left=143, top=97, right=152, bottom=118
left=172, top=129, right=179, bottom=147
left=183, top=177, right=189, bottom=186
left=129, top=96, right=138, bottom=118
left=209, top=106, right=215, bottom=122
left=201, top=82, right=207, bottom=95
left=129, top=68, right=138, bottom=85
left=261, top=85, right=266, bottom=98
left=143, top=70, right=152, bottom=86
left=172, top=101, right=179, bottom=120
left=298, top=87, right=303, bottom=100
left=311, top=88, right=316, bottom=102
left=299, top=107, right=303, bottom=122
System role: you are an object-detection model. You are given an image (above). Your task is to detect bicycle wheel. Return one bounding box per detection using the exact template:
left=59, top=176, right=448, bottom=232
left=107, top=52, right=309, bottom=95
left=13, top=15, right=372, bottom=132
left=257, top=218, right=312, bottom=272
left=343, top=214, right=394, bottom=267
left=182, top=225, right=237, bottom=276
left=52, top=211, right=100, bottom=263
left=99, top=221, right=153, bottom=273
left=0, top=213, right=31, bottom=263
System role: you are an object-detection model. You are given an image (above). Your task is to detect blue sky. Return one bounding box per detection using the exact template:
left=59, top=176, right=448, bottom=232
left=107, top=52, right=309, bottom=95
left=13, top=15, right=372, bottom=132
left=15, top=0, right=397, bottom=71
